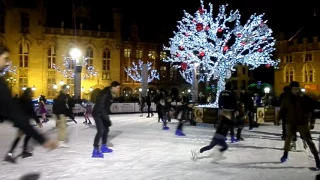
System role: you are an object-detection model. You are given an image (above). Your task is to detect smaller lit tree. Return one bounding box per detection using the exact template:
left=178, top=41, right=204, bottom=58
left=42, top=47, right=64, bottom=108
left=124, top=60, right=159, bottom=82
left=52, top=55, right=98, bottom=79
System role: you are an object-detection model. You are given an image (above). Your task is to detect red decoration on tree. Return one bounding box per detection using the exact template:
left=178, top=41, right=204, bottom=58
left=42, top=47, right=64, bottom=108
left=185, top=32, right=189, bottom=36
left=262, top=37, right=267, bottom=41
left=181, top=62, right=188, bottom=70
left=223, top=46, right=229, bottom=52
left=193, top=19, right=196, bottom=22
left=179, top=46, right=184, bottom=50
left=258, top=48, right=263, bottom=52
left=236, top=33, right=242, bottom=37
left=198, top=7, right=204, bottom=14
left=196, top=23, right=203, bottom=32
left=259, top=21, right=264, bottom=26
left=217, top=28, right=223, bottom=33
left=241, top=42, right=246, bottom=46
left=199, top=51, right=205, bottom=56
left=205, top=26, right=210, bottom=30
left=265, top=64, right=270, bottom=68
left=176, top=53, right=180, bottom=57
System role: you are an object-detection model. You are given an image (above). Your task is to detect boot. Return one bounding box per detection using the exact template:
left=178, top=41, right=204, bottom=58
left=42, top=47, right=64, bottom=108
left=92, top=148, right=104, bottom=158
left=175, top=129, right=186, bottom=136
left=101, top=144, right=113, bottom=153
left=21, top=150, right=33, bottom=158
left=236, top=129, right=244, bottom=141
left=4, top=153, right=16, bottom=163
left=163, top=126, right=169, bottom=130
left=280, top=151, right=288, bottom=163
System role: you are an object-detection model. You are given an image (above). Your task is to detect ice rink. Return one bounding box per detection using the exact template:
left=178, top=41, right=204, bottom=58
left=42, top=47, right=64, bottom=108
left=0, top=114, right=320, bottom=180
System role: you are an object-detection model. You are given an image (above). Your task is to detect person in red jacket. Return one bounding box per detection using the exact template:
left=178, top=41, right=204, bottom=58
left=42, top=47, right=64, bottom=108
left=0, top=45, right=57, bottom=150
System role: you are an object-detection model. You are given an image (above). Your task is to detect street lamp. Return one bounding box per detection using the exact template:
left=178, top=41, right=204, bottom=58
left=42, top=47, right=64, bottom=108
left=264, top=87, right=270, bottom=94
left=70, top=48, right=83, bottom=99
left=22, top=86, right=26, bottom=91
left=31, top=85, right=36, bottom=91
left=301, top=88, right=306, bottom=92
left=59, top=80, right=65, bottom=85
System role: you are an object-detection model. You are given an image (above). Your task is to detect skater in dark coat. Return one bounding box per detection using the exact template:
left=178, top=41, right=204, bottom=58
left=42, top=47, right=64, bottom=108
left=191, top=109, right=232, bottom=160
left=235, top=102, right=246, bottom=141
left=279, top=86, right=290, bottom=140
left=91, top=81, right=120, bottom=158
left=218, top=82, right=238, bottom=143
left=4, top=88, right=43, bottom=163
left=174, top=96, right=191, bottom=136
left=279, top=81, right=320, bottom=170
left=0, top=45, right=57, bottom=151
left=160, top=96, right=174, bottom=130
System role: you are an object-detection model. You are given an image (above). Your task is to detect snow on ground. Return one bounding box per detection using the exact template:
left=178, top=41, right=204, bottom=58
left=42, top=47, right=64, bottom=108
left=0, top=114, right=320, bottom=180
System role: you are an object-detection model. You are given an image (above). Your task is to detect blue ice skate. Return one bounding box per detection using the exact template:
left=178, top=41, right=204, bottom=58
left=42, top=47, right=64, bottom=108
left=92, top=148, right=104, bottom=158
left=101, top=144, right=113, bottom=153
left=175, top=130, right=186, bottom=136
left=230, top=136, right=237, bottom=143
left=280, top=156, right=287, bottom=163
left=163, top=126, right=169, bottom=130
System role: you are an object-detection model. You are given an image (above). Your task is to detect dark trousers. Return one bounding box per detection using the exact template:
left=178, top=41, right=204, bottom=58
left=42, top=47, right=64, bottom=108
left=247, top=111, right=253, bottom=128
left=229, top=112, right=235, bottom=137
left=200, top=137, right=228, bottom=153
left=177, top=119, right=184, bottom=131
left=147, top=105, right=153, bottom=116
left=9, top=130, right=31, bottom=153
left=93, top=117, right=109, bottom=148
left=282, top=119, right=287, bottom=138
left=284, top=125, right=318, bottom=154
left=163, top=113, right=168, bottom=127
left=236, top=117, right=245, bottom=139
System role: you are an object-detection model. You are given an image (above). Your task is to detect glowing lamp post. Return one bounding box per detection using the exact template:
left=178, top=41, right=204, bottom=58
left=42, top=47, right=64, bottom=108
left=264, top=87, right=270, bottom=94
left=70, top=48, right=82, bottom=98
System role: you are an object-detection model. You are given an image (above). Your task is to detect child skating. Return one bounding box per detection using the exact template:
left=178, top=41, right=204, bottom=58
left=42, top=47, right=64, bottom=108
left=191, top=110, right=232, bottom=160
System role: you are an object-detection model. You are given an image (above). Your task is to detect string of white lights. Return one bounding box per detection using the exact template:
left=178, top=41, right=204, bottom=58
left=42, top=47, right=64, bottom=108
left=124, top=60, right=159, bottom=82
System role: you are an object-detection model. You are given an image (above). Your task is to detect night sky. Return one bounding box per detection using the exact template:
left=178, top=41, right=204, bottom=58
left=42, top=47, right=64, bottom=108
left=46, top=0, right=319, bottom=84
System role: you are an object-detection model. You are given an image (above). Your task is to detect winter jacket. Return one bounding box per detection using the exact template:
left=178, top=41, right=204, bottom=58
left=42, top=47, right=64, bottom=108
left=218, top=90, right=238, bottom=110
left=215, top=116, right=231, bottom=137
left=239, top=92, right=253, bottom=111
left=174, top=103, right=189, bottom=120
left=279, top=93, right=315, bottom=126
left=52, top=93, right=69, bottom=116
left=0, top=77, right=46, bottom=144
left=92, top=87, right=113, bottom=127
left=161, top=97, right=174, bottom=114
left=19, top=96, right=40, bottom=124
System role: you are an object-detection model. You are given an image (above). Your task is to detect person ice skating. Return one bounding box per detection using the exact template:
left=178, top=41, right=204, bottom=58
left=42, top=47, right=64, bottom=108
left=279, top=81, right=320, bottom=170
left=52, top=85, right=70, bottom=148
left=39, top=97, right=48, bottom=123
left=191, top=110, right=231, bottom=160
left=82, top=101, right=93, bottom=125
left=239, top=88, right=254, bottom=130
left=66, top=94, right=77, bottom=124
left=278, top=86, right=290, bottom=140
left=146, top=93, right=154, bottom=118
left=0, top=45, right=57, bottom=151
left=91, top=81, right=120, bottom=158
left=235, top=102, right=246, bottom=141
left=218, top=82, right=238, bottom=143
left=4, top=88, right=43, bottom=163
left=161, top=95, right=174, bottom=130
left=138, top=95, right=145, bottom=117
left=174, top=96, right=191, bottom=136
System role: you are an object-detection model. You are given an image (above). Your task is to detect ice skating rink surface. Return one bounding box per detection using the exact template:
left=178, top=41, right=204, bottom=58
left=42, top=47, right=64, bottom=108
left=0, top=114, right=320, bottom=180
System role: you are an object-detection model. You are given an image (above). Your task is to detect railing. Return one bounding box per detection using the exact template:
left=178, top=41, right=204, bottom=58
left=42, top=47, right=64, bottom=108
left=43, top=27, right=115, bottom=38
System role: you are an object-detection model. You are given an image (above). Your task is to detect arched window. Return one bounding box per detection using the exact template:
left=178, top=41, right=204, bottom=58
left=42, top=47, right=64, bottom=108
left=86, top=47, right=93, bottom=69
left=47, top=46, right=56, bottom=69
left=283, top=64, right=294, bottom=83
left=19, top=40, right=29, bottom=67
left=302, top=63, right=315, bottom=83
left=102, top=48, right=111, bottom=80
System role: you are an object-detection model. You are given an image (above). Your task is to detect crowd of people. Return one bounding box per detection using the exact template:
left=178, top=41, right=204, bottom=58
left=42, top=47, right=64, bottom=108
left=0, top=44, right=319, bottom=170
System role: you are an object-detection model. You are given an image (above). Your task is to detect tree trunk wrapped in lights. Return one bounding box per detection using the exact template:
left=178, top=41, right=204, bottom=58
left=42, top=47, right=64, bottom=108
left=124, top=60, right=159, bottom=83
left=164, top=0, right=279, bottom=107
